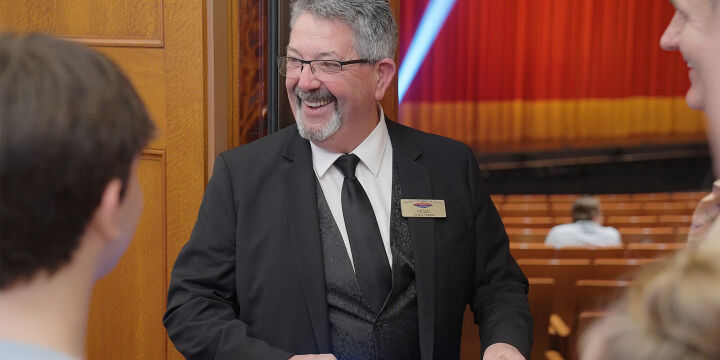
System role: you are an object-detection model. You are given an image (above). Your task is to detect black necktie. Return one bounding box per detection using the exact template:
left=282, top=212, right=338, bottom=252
left=334, top=154, right=392, bottom=313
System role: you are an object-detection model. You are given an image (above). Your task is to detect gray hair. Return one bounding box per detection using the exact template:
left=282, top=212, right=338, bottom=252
left=289, top=0, right=398, bottom=62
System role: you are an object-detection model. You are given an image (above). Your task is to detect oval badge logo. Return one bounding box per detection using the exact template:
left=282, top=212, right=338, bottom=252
left=413, top=202, right=433, bottom=208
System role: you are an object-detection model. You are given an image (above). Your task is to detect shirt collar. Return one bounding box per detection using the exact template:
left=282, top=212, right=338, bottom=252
left=311, top=104, right=389, bottom=178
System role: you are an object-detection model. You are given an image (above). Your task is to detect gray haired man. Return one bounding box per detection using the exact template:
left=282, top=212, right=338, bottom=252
left=164, top=1, right=532, bottom=359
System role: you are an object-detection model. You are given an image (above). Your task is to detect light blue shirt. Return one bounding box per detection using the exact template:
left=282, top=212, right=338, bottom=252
left=544, top=220, right=622, bottom=248
left=0, top=340, right=79, bottom=360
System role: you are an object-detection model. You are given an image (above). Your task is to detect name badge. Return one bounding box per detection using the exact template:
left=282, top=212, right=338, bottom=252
left=401, top=199, right=447, bottom=218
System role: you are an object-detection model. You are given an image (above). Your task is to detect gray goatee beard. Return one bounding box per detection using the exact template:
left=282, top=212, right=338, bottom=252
left=294, top=86, right=342, bottom=142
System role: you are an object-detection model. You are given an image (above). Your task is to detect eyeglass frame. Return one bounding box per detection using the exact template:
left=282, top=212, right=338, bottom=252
left=276, top=56, right=372, bottom=78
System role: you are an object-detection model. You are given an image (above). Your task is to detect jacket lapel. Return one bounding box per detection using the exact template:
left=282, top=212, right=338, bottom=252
left=387, top=120, right=436, bottom=360
left=281, top=131, right=331, bottom=353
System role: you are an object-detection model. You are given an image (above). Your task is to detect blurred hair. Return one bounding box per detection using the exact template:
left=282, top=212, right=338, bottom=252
left=572, top=195, right=601, bottom=222
left=0, top=33, right=155, bottom=289
left=289, top=0, right=398, bottom=62
left=580, top=240, right=720, bottom=359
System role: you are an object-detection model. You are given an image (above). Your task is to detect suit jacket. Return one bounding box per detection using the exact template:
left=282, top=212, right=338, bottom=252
left=164, top=119, right=533, bottom=359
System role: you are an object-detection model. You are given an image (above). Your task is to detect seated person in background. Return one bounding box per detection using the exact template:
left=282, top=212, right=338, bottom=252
left=0, top=33, right=155, bottom=359
left=579, top=238, right=720, bottom=360
left=544, top=195, right=621, bottom=248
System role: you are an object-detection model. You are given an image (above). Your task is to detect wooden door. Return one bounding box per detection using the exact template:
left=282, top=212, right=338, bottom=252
left=0, top=1, right=206, bottom=359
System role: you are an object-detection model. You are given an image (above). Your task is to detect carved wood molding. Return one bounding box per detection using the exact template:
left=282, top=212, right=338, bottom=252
left=63, top=36, right=164, bottom=48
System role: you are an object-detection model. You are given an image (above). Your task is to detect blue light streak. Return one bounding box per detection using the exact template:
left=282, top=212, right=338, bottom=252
left=398, top=0, right=458, bottom=103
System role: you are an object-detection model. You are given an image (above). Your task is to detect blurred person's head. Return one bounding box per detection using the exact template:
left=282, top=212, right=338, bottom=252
left=572, top=196, right=602, bottom=224
left=0, top=33, right=155, bottom=290
left=661, top=0, right=720, bottom=173
left=579, top=240, right=720, bottom=360
left=283, top=0, right=397, bottom=153
left=661, top=0, right=720, bottom=112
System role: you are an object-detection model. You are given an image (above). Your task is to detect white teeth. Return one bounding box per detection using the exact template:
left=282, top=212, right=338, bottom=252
left=305, top=99, right=332, bottom=108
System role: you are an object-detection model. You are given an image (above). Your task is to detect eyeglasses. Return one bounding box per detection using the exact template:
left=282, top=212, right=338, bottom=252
left=277, top=56, right=371, bottom=79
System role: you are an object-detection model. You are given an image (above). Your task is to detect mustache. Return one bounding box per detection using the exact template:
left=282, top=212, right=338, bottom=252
left=294, top=86, right=337, bottom=104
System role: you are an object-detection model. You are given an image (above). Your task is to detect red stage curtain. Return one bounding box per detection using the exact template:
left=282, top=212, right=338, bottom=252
left=398, top=0, right=705, bottom=149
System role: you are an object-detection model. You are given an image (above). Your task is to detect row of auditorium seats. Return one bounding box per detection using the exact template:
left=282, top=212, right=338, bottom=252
left=461, top=276, right=633, bottom=360
left=498, top=201, right=696, bottom=217
left=527, top=278, right=628, bottom=360
left=509, top=242, right=685, bottom=259
left=512, top=236, right=681, bottom=359
left=506, top=226, right=688, bottom=243
left=502, top=214, right=690, bottom=228
left=529, top=279, right=626, bottom=360
left=517, top=258, right=659, bottom=283
left=490, top=192, right=707, bottom=205
left=517, top=257, right=658, bottom=360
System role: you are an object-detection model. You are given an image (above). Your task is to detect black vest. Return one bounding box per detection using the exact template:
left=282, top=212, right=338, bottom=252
left=316, top=167, right=420, bottom=360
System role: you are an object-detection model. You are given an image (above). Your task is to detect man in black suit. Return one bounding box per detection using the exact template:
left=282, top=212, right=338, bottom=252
left=163, top=1, right=532, bottom=359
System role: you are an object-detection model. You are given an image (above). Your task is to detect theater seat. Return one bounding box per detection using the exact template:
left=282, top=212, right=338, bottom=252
left=554, top=246, right=625, bottom=259
left=506, top=228, right=551, bottom=242
left=517, top=259, right=593, bottom=328
left=625, top=242, right=685, bottom=258
left=501, top=203, right=550, bottom=217
left=505, top=194, right=548, bottom=203
left=602, top=203, right=643, bottom=216
left=642, top=201, right=694, bottom=216
left=592, top=258, right=659, bottom=280
left=618, top=227, right=674, bottom=243
left=568, top=280, right=630, bottom=360
left=510, top=243, right=556, bottom=258
left=605, top=215, right=658, bottom=228
left=503, top=216, right=554, bottom=228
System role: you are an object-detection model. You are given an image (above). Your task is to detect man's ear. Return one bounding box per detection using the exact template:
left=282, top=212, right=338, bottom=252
left=374, top=58, right=397, bottom=101
left=87, top=179, right=124, bottom=241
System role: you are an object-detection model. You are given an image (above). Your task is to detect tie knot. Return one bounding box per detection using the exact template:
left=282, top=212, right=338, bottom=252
left=334, top=153, right=361, bottom=179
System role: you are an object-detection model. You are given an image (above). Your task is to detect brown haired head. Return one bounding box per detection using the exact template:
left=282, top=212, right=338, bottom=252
left=0, top=33, right=155, bottom=289
left=572, top=195, right=601, bottom=222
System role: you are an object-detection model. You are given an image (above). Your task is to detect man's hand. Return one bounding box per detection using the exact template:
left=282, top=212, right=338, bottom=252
left=483, top=343, right=525, bottom=360
left=289, top=355, right=337, bottom=360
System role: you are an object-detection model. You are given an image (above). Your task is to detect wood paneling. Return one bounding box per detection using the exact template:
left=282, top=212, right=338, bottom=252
left=0, top=0, right=164, bottom=47
left=97, top=47, right=168, bottom=149
left=162, top=1, right=206, bottom=359
left=87, top=151, right=167, bottom=360
left=232, top=0, right=267, bottom=147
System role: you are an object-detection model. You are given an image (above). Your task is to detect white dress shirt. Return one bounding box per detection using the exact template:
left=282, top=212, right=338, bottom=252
left=544, top=220, right=622, bottom=248
left=310, top=106, right=393, bottom=269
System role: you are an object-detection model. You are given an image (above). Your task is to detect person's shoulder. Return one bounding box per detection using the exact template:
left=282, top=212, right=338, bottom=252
left=0, top=341, right=78, bottom=360
left=220, top=124, right=299, bottom=163
left=545, top=223, right=575, bottom=239
left=549, top=222, right=576, bottom=233
left=601, top=225, right=622, bottom=238
left=545, top=223, right=571, bottom=247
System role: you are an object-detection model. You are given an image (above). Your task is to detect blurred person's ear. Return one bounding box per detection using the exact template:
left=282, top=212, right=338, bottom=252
left=87, top=179, right=125, bottom=242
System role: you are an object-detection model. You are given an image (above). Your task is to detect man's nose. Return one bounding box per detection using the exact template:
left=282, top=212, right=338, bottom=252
left=298, top=63, right=321, bottom=90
